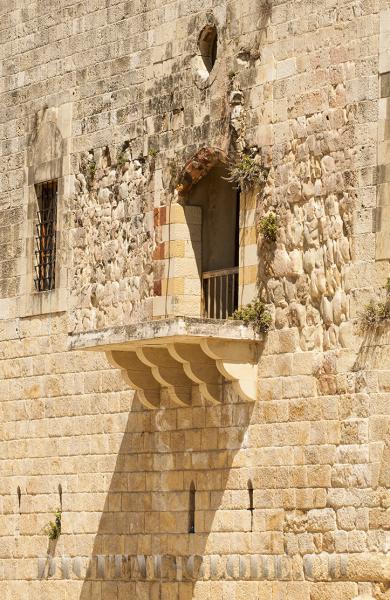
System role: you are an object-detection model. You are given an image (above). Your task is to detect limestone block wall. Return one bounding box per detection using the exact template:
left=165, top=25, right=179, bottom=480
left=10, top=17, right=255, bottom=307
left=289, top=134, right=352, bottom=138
left=0, top=1, right=390, bottom=600
left=1, top=316, right=390, bottom=600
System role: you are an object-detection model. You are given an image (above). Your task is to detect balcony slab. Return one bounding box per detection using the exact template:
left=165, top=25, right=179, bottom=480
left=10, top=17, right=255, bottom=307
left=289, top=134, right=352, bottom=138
left=69, top=317, right=262, bottom=409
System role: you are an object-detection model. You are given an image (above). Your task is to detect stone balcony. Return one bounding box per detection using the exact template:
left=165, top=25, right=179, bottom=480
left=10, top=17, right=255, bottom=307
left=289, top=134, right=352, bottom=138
left=69, top=317, right=262, bottom=409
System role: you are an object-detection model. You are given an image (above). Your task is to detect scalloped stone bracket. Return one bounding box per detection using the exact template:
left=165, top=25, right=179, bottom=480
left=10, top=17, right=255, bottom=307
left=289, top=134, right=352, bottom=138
left=69, top=318, right=263, bottom=409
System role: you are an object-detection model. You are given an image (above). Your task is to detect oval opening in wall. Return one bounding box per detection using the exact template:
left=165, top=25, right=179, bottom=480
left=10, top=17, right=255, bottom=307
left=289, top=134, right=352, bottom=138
left=198, top=24, right=218, bottom=74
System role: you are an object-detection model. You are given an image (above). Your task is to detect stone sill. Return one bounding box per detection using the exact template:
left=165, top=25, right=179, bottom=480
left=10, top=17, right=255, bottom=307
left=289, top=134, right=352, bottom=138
left=69, top=317, right=262, bottom=409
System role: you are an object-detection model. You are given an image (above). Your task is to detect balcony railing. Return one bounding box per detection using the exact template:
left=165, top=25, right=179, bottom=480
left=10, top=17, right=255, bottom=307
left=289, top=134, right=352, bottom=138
left=202, top=267, right=239, bottom=319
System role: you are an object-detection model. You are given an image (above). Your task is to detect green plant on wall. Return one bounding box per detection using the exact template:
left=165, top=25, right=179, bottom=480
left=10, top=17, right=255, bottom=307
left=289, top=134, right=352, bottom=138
left=232, top=299, right=272, bottom=334
left=116, top=141, right=131, bottom=169
left=42, top=509, right=62, bottom=540
left=87, top=160, right=96, bottom=180
left=259, top=212, right=278, bottom=243
left=117, top=152, right=127, bottom=169
left=225, top=152, right=268, bottom=192
left=80, top=155, right=97, bottom=190
left=359, top=278, right=390, bottom=332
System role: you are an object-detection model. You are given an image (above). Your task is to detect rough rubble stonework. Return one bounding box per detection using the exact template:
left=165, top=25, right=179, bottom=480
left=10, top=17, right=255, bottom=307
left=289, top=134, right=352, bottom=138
left=1, top=1, right=390, bottom=599
left=70, top=147, right=155, bottom=332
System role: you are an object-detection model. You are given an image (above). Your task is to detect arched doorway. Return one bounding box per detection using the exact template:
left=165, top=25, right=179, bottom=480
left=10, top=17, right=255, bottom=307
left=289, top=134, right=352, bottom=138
left=186, top=163, right=239, bottom=318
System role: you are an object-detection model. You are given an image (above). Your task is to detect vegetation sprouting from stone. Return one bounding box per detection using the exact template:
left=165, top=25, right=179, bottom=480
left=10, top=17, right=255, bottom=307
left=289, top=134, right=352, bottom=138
left=232, top=299, right=272, bottom=334
left=116, top=141, right=131, bottom=170
left=80, top=154, right=97, bottom=189
left=358, top=279, right=390, bottom=332
left=87, top=160, right=96, bottom=180
left=117, top=152, right=127, bottom=169
left=259, top=212, right=278, bottom=242
left=225, top=152, right=268, bottom=192
left=42, top=509, right=62, bottom=540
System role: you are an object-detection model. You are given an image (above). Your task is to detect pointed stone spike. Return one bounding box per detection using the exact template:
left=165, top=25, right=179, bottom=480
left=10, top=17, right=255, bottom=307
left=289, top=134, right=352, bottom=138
left=106, top=351, right=161, bottom=409
left=199, top=382, right=222, bottom=404
left=136, top=347, right=193, bottom=406
left=136, top=389, right=161, bottom=410
left=168, top=342, right=222, bottom=404
left=166, top=385, right=192, bottom=407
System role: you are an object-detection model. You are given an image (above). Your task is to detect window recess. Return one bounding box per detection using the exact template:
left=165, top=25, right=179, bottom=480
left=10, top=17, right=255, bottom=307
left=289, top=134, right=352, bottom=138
left=34, top=180, right=57, bottom=292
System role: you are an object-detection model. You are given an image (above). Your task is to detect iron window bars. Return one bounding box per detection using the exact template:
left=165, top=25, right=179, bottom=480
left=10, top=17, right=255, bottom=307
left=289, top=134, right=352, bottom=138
left=34, top=180, right=57, bottom=292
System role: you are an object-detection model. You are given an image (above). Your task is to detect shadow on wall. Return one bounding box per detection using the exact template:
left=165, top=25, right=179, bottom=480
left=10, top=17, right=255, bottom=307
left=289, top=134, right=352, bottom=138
left=77, top=385, right=256, bottom=599
left=353, top=325, right=390, bottom=490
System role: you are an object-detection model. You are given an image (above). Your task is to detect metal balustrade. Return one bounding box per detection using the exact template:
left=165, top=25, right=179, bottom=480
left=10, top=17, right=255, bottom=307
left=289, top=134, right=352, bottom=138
left=202, top=267, right=239, bottom=319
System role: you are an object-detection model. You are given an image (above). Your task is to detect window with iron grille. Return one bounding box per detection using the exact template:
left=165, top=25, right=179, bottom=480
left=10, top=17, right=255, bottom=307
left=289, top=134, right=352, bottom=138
left=34, top=181, right=57, bottom=292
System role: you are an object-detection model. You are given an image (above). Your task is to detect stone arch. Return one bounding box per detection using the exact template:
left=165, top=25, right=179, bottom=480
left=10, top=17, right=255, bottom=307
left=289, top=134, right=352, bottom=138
left=21, top=101, right=72, bottom=319
left=32, top=120, right=64, bottom=184
left=174, top=146, right=239, bottom=320
left=33, top=120, right=64, bottom=166
left=176, top=147, right=228, bottom=197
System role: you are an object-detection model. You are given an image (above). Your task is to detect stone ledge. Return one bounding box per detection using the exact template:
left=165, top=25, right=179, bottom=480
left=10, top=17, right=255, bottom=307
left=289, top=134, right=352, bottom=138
left=69, top=317, right=263, bottom=408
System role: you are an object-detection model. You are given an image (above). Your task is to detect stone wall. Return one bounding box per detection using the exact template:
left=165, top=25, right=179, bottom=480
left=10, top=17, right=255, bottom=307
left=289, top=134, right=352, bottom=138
left=1, top=1, right=390, bottom=600
left=69, top=146, right=155, bottom=332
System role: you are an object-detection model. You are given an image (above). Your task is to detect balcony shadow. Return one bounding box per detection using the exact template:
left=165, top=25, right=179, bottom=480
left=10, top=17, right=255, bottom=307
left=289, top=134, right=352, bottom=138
left=77, top=384, right=256, bottom=599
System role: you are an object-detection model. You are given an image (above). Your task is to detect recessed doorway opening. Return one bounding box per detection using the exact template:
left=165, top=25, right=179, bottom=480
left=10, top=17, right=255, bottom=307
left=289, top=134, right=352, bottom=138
left=187, top=164, right=240, bottom=319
